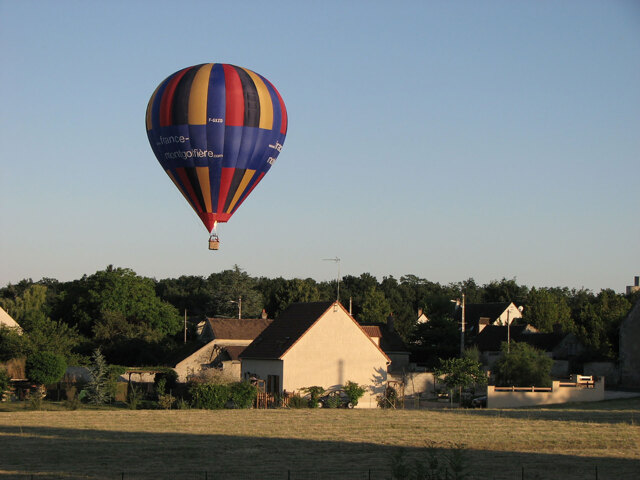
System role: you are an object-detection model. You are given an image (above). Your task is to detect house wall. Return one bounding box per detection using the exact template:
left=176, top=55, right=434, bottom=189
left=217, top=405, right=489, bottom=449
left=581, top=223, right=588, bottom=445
left=174, top=342, right=219, bottom=381
left=281, top=308, right=388, bottom=408
left=494, top=304, right=523, bottom=326
left=487, top=379, right=604, bottom=408
left=241, top=359, right=283, bottom=387
left=584, top=362, right=618, bottom=384
left=619, top=301, right=640, bottom=388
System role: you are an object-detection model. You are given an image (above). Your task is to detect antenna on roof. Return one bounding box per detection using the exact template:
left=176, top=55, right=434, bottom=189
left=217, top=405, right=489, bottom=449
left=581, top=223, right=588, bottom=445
left=323, top=257, right=341, bottom=303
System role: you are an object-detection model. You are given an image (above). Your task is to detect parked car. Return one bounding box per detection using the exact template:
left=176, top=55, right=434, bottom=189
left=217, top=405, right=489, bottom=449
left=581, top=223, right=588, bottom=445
left=471, top=395, right=487, bottom=408
left=318, top=389, right=354, bottom=409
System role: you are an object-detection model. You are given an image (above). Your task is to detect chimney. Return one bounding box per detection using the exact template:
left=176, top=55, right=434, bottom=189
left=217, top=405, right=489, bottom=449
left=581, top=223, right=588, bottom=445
left=635, top=276, right=639, bottom=287
left=261, top=309, right=268, bottom=320
left=418, top=308, right=423, bottom=318
left=387, top=313, right=395, bottom=332
left=478, top=317, right=489, bottom=333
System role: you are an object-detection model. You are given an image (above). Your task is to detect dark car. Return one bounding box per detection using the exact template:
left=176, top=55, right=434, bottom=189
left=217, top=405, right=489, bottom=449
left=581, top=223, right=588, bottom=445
left=317, top=390, right=354, bottom=409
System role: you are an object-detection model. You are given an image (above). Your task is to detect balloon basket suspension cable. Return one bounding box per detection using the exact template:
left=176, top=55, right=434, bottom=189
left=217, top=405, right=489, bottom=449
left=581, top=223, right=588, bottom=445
left=209, top=221, right=220, bottom=250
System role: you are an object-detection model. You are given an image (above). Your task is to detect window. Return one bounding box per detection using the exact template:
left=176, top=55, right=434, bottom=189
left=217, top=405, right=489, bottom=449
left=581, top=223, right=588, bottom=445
left=267, top=375, right=280, bottom=394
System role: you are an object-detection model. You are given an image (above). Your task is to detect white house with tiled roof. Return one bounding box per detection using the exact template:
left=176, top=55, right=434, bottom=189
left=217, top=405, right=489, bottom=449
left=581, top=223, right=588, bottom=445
left=240, top=301, right=390, bottom=408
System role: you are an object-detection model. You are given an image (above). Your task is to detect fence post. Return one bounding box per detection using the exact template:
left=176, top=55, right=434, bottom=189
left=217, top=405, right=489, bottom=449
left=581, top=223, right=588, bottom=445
left=595, top=465, right=598, bottom=480
left=521, top=465, right=524, bottom=479
left=287, top=469, right=291, bottom=480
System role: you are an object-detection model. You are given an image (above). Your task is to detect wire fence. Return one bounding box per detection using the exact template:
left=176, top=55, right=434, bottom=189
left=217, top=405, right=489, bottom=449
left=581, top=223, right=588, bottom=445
left=10, top=464, right=621, bottom=480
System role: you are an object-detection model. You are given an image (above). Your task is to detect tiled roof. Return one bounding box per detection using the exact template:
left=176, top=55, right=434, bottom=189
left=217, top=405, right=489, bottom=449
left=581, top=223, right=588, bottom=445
left=205, top=318, right=272, bottom=341
left=240, top=302, right=334, bottom=359
left=361, top=325, right=383, bottom=337
left=222, top=345, right=246, bottom=361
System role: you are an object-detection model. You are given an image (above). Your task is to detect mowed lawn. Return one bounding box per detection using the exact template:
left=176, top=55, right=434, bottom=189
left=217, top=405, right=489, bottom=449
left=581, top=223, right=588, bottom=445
left=1, top=399, right=639, bottom=480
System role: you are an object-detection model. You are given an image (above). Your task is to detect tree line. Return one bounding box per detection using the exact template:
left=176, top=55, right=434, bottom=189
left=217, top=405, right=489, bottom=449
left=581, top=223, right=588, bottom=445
left=1, top=265, right=636, bottom=368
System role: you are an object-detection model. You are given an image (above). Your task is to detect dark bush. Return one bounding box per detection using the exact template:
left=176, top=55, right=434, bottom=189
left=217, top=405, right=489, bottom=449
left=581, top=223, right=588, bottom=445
left=189, top=382, right=231, bottom=409
left=25, top=352, right=67, bottom=385
left=229, top=381, right=257, bottom=409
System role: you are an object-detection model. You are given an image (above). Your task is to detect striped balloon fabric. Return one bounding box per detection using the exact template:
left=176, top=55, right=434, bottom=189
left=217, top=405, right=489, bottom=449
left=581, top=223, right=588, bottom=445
left=146, top=63, right=288, bottom=232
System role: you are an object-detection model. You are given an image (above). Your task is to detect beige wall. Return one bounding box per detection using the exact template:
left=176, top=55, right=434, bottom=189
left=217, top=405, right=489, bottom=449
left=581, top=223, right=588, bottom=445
left=494, top=303, right=523, bottom=326
left=241, top=359, right=283, bottom=386
left=389, top=372, right=436, bottom=398
left=487, top=379, right=605, bottom=408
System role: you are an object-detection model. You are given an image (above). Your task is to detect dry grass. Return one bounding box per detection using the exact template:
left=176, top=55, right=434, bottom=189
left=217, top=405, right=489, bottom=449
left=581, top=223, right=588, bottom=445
left=1, top=399, right=639, bottom=479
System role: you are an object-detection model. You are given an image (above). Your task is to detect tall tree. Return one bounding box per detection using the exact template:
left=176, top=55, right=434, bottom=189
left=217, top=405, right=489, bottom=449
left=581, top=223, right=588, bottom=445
left=359, top=286, right=391, bottom=324
left=524, top=287, right=574, bottom=333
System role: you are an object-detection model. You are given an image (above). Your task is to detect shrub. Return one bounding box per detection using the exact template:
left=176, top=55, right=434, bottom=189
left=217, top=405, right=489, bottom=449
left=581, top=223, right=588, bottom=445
left=287, top=393, right=308, bottom=409
left=343, top=380, right=366, bottom=406
left=378, top=385, right=397, bottom=409
left=229, top=381, right=257, bottom=409
left=25, top=352, right=67, bottom=386
left=0, top=368, right=10, bottom=397
left=189, top=382, right=231, bottom=409
left=154, top=369, right=178, bottom=393
left=302, top=386, right=325, bottom=408
left=494, top=341, right=553, bottom=387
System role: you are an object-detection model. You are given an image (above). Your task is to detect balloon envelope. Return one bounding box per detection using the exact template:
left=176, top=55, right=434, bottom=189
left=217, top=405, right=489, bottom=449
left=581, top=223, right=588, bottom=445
left=146, top=63, right=288, bottom=232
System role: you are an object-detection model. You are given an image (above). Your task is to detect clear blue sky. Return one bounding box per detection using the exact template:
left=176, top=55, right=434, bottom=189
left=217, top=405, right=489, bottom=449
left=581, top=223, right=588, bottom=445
left=1, top=0, right=638, bottom=292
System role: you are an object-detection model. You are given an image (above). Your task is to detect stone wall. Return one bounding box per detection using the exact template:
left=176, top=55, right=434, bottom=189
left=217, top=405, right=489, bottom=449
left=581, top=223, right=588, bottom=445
left=487, top=378, right=604, bottom=408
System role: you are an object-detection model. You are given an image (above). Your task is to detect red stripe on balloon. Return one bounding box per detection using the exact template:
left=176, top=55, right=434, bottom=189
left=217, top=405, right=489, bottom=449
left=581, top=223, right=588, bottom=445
left=217, top=167, right=235, bottom=213
left=160, top=68, right=192, bottom=127
left=223, top=64, right=244, bottom=127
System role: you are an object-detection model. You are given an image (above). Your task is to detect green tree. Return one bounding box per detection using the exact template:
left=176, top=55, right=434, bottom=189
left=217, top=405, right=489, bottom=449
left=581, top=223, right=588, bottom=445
left=412, top=316, right=459, bottom=367
left=434, top=357, right=486, bottom=402
left=360, top=286, right=391, bottom=324
left=86, top=348, right=111, bottom=405
left=524, top=287, right=574, bottom=333
left=206, top=266, right=264, bottom=318
left=26, top=351, right=67, bottom=385
left=493, top=342, right=553, bottom=387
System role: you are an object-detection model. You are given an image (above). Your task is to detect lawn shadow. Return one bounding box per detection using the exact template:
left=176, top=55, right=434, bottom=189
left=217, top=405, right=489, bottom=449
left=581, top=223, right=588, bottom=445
left=0, top=424, right=638, bottom=480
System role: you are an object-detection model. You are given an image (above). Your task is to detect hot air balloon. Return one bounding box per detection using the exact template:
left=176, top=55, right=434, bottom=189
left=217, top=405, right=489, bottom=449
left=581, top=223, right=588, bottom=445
left=145, top=63, right=288, bottom=250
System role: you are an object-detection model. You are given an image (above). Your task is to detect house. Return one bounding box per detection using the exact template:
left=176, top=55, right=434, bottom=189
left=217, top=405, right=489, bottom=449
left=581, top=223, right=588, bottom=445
left=0, top=306, right=23, bottom=334
left=416, top=308, right=429, bottom=324
left=474, top=324, right=585, bottom=377
left=456, top=302, right=523, bottom=335
left=240, top=301, right=390, bottom=408
left=619, top=299, right=640, bottom=387
left=174, top=316, right=272, bottom=381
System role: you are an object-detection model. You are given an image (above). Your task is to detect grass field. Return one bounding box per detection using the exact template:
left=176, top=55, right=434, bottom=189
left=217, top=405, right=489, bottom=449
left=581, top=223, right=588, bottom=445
left=1, top=398, right=639, bottom=479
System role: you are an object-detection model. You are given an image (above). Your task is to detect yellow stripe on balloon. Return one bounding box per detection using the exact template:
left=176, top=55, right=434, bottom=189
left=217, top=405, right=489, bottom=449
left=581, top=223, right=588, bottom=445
left=196, top=166, right=212, bottom=212
left=244, top=69, right=273, bottom=130
left=188, top=64, right=213, bottom=125
left=226, top=170, right=256, bottom=213
left=146, top=84, right=161, bottom=131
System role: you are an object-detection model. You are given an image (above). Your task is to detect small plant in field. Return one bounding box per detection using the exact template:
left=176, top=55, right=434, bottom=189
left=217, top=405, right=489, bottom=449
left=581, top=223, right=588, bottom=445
left=343, top=380, right=366, bottom=406
left=175, top=397, right=190, bottom=410
left=155, top=378, right=176, bottom=409
left=126, top=385, right=142, bottom=410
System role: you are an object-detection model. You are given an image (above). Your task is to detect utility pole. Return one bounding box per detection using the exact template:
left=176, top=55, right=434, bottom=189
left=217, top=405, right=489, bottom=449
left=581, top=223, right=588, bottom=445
left=452, top=293, right=466, bottom=356
left=461, top=293, right=465, bottom=356
left=230, top=297, right=242, bottom=319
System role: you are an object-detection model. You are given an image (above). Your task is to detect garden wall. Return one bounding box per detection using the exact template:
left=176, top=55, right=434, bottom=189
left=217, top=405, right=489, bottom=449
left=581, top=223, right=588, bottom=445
left=487, top=378, right=604, bottom=408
